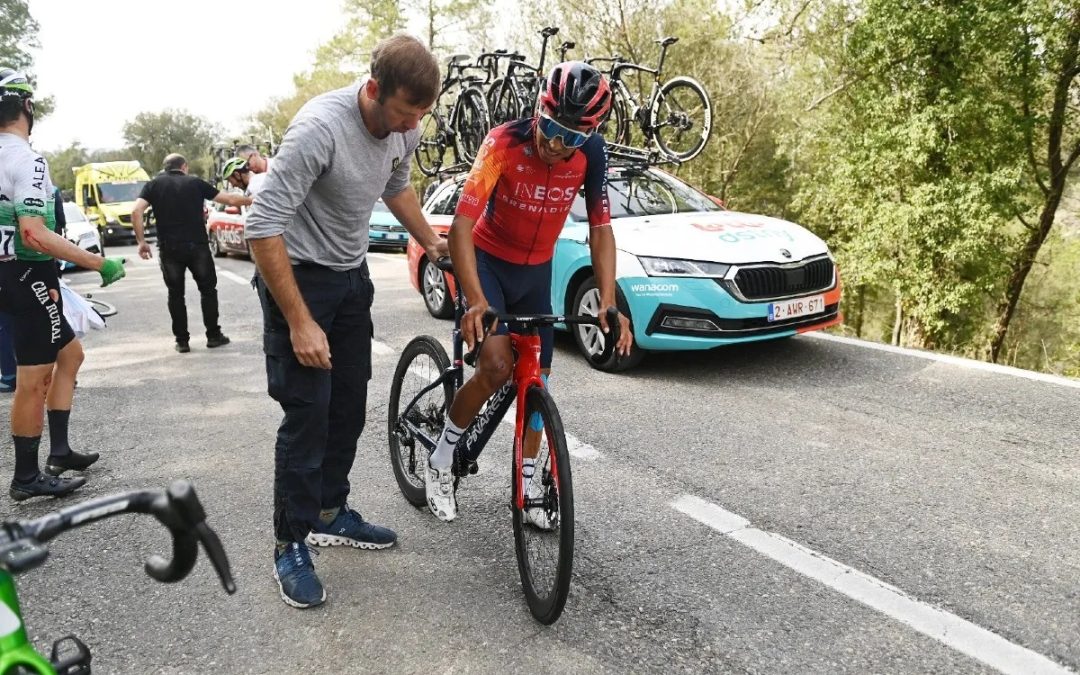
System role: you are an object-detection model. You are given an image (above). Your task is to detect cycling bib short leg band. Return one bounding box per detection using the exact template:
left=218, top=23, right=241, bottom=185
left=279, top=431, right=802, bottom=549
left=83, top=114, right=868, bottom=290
left=0, top=260, right=75, bottom=366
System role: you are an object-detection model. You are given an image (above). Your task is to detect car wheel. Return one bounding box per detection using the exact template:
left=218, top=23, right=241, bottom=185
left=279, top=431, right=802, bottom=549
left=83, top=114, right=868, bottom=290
left=210, top=232, right=226, bottom=258
left=420, top=258, right=454, bottom=319
left=572, top=276, right=644, bottom=372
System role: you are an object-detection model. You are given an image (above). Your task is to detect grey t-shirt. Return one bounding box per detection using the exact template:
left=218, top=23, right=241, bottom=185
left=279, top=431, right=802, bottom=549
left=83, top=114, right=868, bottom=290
left=244, top=79, right=419, bottom=271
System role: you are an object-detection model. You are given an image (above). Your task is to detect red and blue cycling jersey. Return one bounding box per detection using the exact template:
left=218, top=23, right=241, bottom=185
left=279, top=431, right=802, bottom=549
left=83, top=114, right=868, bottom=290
left=455, top=118, right=611, bottom=265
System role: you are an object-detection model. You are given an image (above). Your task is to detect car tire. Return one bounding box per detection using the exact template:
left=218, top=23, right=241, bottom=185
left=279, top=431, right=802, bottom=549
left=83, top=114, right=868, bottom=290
left=420, top=258, right=454, bottom=319
left=572, top=276, right=644, bottom=372
left=210, top=232, right=226, bottom=258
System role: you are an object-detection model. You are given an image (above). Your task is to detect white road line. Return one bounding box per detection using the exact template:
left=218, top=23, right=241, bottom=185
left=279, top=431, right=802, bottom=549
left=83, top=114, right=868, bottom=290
left=216, top=267, right=251, bottom=287
left=672, top=495, right=1073, bottom=675
left=808, top=332, right=1080, bottom=390
left=372, top=340, right=395, bottom=356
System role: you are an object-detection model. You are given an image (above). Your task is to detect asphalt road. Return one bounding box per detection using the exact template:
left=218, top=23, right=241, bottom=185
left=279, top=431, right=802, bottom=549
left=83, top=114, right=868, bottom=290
left=3, top=245, right=1077, bottom=674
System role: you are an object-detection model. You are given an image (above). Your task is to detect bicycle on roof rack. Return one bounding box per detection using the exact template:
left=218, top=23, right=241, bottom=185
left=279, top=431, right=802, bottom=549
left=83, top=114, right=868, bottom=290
left=0, top=481, right=235, bottom=674
left=486, top=26, right=561, bottom=127
left=415, top=54, right=492, bottom=178
left=588, top=36, right=713, bottom=163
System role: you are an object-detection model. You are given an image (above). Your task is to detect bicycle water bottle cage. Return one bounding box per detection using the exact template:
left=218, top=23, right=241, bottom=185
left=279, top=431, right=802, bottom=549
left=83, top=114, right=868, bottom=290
left=50, top=634, right=92, bottom=675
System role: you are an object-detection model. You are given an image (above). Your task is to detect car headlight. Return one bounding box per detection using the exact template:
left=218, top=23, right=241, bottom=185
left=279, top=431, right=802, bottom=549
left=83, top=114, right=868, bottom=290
left=638, top=256, right=730, bottom=278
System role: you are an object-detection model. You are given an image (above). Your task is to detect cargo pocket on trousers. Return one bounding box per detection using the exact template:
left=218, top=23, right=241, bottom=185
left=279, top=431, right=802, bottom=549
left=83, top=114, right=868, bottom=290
left=264, top=332, right=317, bottom=405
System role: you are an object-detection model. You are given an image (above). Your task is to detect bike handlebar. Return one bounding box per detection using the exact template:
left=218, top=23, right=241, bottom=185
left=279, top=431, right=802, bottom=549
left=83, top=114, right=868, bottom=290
left=464, top=307, right=621, bottom=368
left=0, top=480, right=236, bottom=594
left=433, top=257, right=621, bottom=368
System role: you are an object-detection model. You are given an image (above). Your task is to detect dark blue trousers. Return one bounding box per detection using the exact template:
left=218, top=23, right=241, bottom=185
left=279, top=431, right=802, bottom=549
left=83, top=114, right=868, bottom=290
left=256, top=262, right=373, bottom=544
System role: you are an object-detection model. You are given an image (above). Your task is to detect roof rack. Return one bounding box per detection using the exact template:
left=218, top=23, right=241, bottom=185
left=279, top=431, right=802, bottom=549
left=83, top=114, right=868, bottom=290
left=605, top=142, right=683, bottom=168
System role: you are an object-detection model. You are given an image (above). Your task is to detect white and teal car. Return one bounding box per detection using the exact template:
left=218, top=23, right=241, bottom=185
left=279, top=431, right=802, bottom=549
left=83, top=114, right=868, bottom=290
left=414, top=166, right=843, bottom=371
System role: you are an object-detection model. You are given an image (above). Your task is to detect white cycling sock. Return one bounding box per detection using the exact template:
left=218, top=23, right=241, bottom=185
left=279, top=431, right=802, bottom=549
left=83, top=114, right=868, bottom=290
left=522, top=458, right=536, bottom=496
left=430, top=417, right=465, bottom=470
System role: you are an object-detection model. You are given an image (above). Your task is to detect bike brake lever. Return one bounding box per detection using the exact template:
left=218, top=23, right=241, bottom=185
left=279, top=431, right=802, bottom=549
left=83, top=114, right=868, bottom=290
left=463, top=309, right=499, bottom=368
left=589, top=307, right=621, bottom=366
left=195, top=522, right=236, bottom=594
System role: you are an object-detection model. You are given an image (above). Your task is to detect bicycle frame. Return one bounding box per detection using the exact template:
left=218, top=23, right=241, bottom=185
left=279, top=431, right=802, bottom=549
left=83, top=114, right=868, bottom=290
left=1, top=570, right=55, bottom=674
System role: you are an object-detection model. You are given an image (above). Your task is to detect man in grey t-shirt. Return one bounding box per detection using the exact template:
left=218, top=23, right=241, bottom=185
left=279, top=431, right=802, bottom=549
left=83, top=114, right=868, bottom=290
left=244, top=34, right=446, bottom=609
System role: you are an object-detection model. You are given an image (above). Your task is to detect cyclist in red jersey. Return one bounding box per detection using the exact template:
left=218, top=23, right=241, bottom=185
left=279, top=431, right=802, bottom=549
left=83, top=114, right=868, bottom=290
left=425, top=62, right=633, bottom=524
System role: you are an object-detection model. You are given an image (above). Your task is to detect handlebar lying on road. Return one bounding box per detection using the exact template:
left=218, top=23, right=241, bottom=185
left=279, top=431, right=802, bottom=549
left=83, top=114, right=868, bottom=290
left=0, top=480, right=236, bottom=595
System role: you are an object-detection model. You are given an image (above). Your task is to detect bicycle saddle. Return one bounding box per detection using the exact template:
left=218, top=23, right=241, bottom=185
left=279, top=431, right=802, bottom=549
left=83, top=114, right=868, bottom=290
left=448, top=54, right=472, bottom=64
left=658, top=36, right=679, bottom=46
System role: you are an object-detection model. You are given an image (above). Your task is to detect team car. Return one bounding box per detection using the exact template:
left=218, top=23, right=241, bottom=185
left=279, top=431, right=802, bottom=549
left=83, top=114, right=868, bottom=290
left=408, top=165, right=842, bottom=371
left=368, top=199, right=409, bottom=251
left=206, top=197, right=407, bottom=258
left=207, top=202, right=250, bottom=258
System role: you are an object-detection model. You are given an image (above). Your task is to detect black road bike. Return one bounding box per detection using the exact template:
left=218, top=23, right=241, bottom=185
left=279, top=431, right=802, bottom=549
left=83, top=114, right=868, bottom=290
left=486, top=27, right=561, bottom=126
left=416, top=55, right=491, bottom=177
left=589, top=36, right=713, bottom=162
left=388, top=258, right=618, bottom=624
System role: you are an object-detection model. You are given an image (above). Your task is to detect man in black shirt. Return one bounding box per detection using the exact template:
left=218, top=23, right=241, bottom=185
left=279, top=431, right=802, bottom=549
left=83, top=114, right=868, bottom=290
left=131, top=154, right=251, bottom=353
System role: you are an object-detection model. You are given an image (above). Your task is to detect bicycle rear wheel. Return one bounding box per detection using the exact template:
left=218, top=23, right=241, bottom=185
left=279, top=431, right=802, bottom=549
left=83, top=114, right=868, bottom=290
left=389, top=335, right=453, bottom=507
left=415, top=111, right=445, bottom=177
left=454, top=88, right=490, bottom=164
left=652, top=76, right=712, bottom=162
left=512, top=385, right=574, bottom=624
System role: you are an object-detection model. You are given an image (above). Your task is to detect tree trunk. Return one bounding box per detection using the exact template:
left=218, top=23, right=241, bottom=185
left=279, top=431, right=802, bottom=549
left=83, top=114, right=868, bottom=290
left=892, top=295, right=903, bottom=346
left=990, top=188, right=1067, bottom=361
left=990, top=8, right=1079, bottom=362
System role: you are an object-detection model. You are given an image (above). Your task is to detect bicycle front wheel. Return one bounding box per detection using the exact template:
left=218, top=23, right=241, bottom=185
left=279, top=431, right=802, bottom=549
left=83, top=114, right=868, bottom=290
left=389, top=335, right=453, bottom=507
left=652, top=76, right=712, bottom=162
left=512, top=385, right=574, bottom=624
left=87, top=296, right=117, bottom=318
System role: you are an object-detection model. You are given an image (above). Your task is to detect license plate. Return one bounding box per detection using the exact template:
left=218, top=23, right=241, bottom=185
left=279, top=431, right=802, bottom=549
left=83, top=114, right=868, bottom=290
left=769, top=294, right=825, bottom=322
left=389, top=232, right=406, bottom=240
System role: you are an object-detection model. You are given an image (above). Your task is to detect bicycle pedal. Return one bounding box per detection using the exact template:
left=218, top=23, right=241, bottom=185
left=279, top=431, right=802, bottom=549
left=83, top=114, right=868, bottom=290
left=51, top=634, right=92, bottom=675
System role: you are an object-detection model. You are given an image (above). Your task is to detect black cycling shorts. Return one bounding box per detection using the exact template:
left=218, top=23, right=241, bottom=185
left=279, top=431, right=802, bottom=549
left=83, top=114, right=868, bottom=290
left=0, top=260, right=76, bottom=366
left=474, top=248, right=555, bottom=368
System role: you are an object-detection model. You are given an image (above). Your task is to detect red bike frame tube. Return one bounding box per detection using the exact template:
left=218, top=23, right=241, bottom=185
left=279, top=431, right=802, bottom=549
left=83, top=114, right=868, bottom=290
left=510, top=332, right=550, bottom=511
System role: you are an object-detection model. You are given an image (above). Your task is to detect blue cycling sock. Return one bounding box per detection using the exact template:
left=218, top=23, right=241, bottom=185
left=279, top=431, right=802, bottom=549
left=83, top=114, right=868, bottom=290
left=528, top=374, right=550, bottom=431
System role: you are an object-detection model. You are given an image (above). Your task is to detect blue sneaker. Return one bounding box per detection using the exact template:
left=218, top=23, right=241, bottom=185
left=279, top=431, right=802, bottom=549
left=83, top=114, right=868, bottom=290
left=273, top=542, right=325, bottom=609
left=306, top=506, right=397, bottom=550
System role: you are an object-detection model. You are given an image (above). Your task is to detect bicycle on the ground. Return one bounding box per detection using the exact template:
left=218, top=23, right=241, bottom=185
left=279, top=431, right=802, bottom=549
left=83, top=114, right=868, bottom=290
left=415, top=55, right=491, bottom=177
left=387, top=257, right=619, bottom=624
left=486, top=26, right=561, bottom=127
left=0, top=481, right=235, bottom=674
left=588, top=36, right=713, bottom=163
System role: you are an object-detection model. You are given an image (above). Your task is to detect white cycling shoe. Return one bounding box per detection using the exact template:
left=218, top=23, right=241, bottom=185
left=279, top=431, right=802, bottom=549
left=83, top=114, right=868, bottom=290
left=425, top=461, right=457, bottom=522
left=523, top=479, right=558, bottom=531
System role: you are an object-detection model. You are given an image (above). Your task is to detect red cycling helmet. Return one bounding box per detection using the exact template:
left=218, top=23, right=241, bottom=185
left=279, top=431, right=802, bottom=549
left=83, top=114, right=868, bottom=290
left=538, top=61, right=611, bottom=131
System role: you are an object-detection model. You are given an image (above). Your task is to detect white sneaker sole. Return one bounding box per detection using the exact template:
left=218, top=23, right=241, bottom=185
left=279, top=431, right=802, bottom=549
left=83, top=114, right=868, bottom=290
left=272, top=568, right=326, bottom=609
left=304, top=532, right=396, bottom=549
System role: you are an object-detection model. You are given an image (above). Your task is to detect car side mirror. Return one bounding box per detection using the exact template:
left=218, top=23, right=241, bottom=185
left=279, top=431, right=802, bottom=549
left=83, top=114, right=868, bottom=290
left=224, top=206, right=240, bottom=215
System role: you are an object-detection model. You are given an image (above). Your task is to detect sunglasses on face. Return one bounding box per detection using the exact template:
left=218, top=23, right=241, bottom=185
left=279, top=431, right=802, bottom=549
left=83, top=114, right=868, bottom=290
left=537, top=115, right=591, bottom=149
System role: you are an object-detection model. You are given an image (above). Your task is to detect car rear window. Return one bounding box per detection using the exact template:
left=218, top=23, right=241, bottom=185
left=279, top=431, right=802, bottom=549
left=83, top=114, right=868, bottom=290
left=62, top=203, right=87, bottom=222
left=570, top=169, right=722, bottom=221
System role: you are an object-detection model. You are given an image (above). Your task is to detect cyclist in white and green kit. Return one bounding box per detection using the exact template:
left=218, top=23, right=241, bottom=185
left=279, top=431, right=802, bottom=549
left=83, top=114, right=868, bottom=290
left=0, top=68, right=126, bottom=500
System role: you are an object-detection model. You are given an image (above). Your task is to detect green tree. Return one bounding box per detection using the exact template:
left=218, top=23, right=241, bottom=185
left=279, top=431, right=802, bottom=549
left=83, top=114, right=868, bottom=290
left=249, top=0, right=406, bottom=139
left=43, top=141, right=90, bottom=193
left=122, top=110, right=220, bottom=179
left=0, top=0, right=38, bottom=71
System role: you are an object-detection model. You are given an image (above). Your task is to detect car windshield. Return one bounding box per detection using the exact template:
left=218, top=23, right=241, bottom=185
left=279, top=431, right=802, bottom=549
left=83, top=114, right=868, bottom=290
left=97, top=182, right=146, bottom=203
left=62, top=203, right=87, bottom=222
left=373, top=200, right=390, bottom=212
left=570, top=169, right=722, bottom=221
